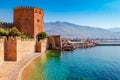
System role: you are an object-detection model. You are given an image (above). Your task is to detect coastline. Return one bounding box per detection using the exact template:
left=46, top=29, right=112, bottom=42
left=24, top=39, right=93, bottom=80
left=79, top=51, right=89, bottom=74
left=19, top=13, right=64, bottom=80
left=0, top=52, right=45, bottom=80
left=15, top=53, right=43, bottom=80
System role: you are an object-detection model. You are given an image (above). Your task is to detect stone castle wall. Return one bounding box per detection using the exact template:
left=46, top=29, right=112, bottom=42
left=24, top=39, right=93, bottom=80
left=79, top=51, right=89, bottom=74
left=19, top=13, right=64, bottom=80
left=48, top=35, right=62, bottom=50
left=4, top=37, right=17, bottom=61
left=0, top=37, right=47, bottom=62
left=0, top=38, right=4, bottom=62
left=48, top=37, right=56, bottom=49
left=34, top=8, right=44, bottom=36
left=36, top=38, right=47, bottom=52
left=21, top=39, right=36, bottom=54
left=16, top=38, right=37, bottom=61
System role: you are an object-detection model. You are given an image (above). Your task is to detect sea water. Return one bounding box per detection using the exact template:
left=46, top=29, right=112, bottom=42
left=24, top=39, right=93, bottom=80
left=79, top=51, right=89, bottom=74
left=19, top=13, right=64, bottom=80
left=22, top=46, right=120, bottom=80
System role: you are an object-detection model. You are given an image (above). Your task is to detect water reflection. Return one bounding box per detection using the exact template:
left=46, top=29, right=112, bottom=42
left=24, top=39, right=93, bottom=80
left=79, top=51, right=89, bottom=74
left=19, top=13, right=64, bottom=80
left=22, top=50, right=62, bottom=80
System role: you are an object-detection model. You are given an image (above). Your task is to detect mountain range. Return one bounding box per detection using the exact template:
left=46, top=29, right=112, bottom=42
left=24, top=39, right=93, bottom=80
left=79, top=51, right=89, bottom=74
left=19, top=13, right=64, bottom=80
left=107, top=27, right=120, bottom=32
left=44, top=21, right=120, bottom=39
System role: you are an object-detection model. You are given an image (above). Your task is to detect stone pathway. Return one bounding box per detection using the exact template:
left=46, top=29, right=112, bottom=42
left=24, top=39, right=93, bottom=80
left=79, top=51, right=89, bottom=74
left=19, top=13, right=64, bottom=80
left=0, top=53, right=41, bottom=80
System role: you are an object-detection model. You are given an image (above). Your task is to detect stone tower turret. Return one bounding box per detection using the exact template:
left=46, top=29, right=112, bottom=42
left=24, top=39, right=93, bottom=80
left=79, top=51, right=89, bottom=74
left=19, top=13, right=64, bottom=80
left=14, top=6, right=44, bottom=37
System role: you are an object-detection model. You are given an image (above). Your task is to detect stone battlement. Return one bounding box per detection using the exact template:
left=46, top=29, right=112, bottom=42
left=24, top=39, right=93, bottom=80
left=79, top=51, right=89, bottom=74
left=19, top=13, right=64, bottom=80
left=15, top=6, right=43, bottom=10
left=1, top=22, right=13, bottom=28
left=2, top=22, right=13, bottom=25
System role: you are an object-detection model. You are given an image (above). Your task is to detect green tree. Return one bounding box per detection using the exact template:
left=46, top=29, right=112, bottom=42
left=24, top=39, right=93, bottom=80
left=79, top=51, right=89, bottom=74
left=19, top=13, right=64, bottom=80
left=0, top=28, right=8, bottom=36
left=0, top=27, right=29, bottom=38
left=37, top=32, right=48, bottom=40
left=8, top=27, right=21, bottom=36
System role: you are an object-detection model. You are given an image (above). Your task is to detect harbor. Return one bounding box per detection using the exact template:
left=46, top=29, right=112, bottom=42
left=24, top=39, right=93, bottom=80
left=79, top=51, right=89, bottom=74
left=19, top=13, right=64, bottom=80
left=62, top=38, right=120, bottom=50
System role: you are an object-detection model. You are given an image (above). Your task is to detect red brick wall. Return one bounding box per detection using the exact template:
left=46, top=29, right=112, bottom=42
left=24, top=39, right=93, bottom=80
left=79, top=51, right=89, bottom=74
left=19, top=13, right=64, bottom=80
left=4, top=37, right=17, bottom=61
left=14, top=7, right=44, bottom=37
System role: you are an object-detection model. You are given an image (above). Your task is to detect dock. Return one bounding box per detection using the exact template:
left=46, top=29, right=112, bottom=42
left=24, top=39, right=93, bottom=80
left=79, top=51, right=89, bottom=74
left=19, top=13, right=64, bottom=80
left=96, top=44, right=120, bottom=46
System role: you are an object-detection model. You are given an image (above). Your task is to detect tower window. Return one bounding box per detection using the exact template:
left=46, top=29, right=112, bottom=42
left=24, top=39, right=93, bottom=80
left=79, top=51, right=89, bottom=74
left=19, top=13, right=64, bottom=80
left=39, top=11, right=41, bottom=14
left=35, top=10, right=37, bottom=13
left=37, top=19, right=40, bottom=22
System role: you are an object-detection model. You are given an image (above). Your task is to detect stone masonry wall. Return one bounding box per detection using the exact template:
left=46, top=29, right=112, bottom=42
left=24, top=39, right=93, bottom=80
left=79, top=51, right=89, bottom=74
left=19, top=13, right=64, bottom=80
left=14, top=7, right=44, bottom=37
left=20, top=39, right=36, bottom=54
left=0, top=37, right=48, bottom=62
left=54, top=36, right=62, bottom=49
left=34, top=8, right=44, bottom=36
left=48, top=37, right=56, bottom=49
left=0, top=38, right=4, bottom=62
left=48, top=35, right=62, bottom=50
left=17, top=37, right=22, bottom=61
left=14, top=7, right=34, bottom=36
left=36, top=39, right=47, bottom=52
left=4, top=37, right=17, bottom=61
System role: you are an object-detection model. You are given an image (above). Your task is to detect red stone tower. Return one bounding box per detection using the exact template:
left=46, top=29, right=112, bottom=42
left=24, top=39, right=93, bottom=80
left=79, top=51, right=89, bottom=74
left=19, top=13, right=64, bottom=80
left=14, top=6, right=44, bottom=37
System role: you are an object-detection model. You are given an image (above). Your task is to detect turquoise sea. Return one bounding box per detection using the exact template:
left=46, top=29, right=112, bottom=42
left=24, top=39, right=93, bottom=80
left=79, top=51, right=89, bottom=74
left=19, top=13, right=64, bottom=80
left=22, top=46, right=120, bottom=80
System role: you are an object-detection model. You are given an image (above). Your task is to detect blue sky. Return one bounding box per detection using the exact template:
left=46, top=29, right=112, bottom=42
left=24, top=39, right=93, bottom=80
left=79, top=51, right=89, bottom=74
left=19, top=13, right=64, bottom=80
left=0, top=0, right=120, bottom=29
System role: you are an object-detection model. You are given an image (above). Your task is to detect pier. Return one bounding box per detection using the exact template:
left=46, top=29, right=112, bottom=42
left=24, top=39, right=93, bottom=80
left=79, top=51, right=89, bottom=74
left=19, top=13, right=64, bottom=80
left=96, top=44, right=120, bottom=46
left=96, top=40, right=120, bottom=46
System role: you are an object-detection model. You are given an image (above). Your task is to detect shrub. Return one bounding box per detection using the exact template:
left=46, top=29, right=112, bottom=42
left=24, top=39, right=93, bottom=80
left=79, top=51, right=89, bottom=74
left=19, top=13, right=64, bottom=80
left=8, top=27, right=21, bottom=36
left=0, top=27, right=23, bottom=37
left=0, top=28, right=8, bottom=36
left=37, top=32, right=48, bottom=40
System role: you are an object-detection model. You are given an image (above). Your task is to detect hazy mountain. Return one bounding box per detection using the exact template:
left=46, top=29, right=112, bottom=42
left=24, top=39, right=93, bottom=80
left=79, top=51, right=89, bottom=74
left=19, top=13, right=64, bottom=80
left=44, top=21, right=120, bottom=38
left=108, top=27, right=120, bottom=32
